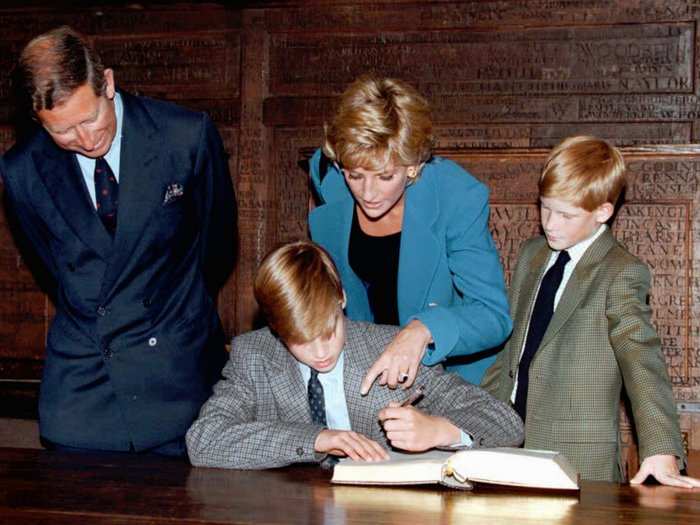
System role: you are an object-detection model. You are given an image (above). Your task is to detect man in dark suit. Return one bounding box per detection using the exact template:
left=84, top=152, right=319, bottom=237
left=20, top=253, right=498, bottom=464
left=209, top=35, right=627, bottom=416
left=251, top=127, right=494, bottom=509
left=0, top=26, right=236, bottom=456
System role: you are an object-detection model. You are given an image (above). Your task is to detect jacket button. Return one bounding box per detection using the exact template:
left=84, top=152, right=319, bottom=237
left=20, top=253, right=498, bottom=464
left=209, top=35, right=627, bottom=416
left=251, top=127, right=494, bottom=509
left=103, top=347, right=113, bottom=359
left=148, top=337, right=157, bottom=347
left=142, top=298, right=151, bottom=307
left=97, top=306, right=107, bottom=316
left=508, top=370, right=514, bottom=378
left=296, top=447, right=304, bottom=456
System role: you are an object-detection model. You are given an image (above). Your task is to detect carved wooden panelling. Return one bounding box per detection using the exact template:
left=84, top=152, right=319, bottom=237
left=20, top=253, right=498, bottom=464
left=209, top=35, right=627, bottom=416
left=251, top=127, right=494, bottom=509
left=96, top=33, right=240, bottom=100
left=270, top=24, right=693, bottom=97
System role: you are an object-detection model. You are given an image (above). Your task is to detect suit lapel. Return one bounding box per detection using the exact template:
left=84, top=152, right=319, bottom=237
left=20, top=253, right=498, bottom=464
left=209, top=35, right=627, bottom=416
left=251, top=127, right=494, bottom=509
left=33, top=137, right=114, bottom=260
left=265, top=335, right=314, bottom=424
left=342, top=323, right=378, bottom=437
left=509, top=241, right=551, bottom=372
left=397, top=178, right=441, bottom=323
left=343, top=322, right=398, bottom=438
left=99, top=92, right=163, bottom=298
left=538, top=229, right=617, bottom=350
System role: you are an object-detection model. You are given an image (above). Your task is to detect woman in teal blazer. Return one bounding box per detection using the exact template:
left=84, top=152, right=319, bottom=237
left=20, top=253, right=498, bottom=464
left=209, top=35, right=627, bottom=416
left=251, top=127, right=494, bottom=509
left=309, top=75, right=511, bottom=388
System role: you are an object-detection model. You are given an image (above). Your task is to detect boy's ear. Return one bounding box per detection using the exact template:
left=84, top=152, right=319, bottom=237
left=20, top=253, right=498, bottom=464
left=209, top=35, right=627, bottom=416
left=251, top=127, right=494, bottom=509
left=594, top=202, right=615, bottom=224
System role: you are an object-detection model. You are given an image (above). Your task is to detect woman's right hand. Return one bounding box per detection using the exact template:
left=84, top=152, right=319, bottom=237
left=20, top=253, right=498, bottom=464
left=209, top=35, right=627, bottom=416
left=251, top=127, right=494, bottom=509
left=360, top=320, right=432, bottom=395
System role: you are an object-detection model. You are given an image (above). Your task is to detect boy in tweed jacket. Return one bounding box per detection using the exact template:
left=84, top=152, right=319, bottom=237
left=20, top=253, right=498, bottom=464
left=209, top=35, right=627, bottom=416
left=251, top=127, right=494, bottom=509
left=481, top=136, right=698, bottom=487
left=187, top=241, right=523, bottom=469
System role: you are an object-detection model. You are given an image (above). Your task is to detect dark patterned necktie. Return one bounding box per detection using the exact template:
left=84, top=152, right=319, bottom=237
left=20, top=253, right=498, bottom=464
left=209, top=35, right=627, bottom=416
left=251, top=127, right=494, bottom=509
left=514, top=250, right=571, bottom=422
left=308, top=369, right=327, bottom=426
left=94, top=157, right=119, bottom=236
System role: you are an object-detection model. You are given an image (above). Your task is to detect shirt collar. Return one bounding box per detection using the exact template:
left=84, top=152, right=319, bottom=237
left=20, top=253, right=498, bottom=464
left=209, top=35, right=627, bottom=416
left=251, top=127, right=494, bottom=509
left=299, top=351, right=345, bottom=384
left=104, top=91, right=123, bottom=167
left=558, top=223, right=607, bottom=265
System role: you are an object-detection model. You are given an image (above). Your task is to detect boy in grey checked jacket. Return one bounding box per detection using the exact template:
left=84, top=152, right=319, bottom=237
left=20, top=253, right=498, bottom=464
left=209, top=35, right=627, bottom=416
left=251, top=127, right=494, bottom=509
left=187, top=241, right=523, bottom=469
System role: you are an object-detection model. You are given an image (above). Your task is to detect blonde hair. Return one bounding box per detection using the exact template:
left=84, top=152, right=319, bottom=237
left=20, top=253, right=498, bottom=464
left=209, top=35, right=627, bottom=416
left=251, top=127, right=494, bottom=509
left=254, top=241, right=344, bottom=345
left=323, top=74, right=433, bottom=174
left=539, top=136, right=626, bottom=211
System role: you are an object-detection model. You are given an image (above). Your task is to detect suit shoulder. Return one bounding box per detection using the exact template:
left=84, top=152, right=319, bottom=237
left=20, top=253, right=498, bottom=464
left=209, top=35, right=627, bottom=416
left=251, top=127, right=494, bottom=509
left=513, top=236, right=547, bottom=264
left=125, top=93, right=214, bottom=147
left=422, top=157, right=488, bottom=197
left=1, top=130, right=54, bottom=192
left=346, top=320, right=399, bottom=355
left=230, top=327, right=279, bottom=364
left=603, top=242, right=651, bottom=281
left=2, top=128, right=49, bottom=169
left=521, top=235, right=547, bottom=254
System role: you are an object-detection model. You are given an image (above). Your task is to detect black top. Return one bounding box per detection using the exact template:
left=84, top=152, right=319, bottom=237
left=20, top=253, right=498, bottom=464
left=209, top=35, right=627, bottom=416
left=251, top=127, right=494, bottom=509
left=348, top=208, right=401, bottom=325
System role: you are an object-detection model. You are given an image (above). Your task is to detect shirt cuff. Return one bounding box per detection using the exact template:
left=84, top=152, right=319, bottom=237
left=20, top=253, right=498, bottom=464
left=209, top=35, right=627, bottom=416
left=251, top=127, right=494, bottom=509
left=448, top=430, right=473, bottom=449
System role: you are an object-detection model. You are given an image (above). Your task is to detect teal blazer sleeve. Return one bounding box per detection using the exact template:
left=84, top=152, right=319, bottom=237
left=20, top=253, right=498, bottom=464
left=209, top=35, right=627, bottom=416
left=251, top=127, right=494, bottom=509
left=309, top=149, right=511, bottom=384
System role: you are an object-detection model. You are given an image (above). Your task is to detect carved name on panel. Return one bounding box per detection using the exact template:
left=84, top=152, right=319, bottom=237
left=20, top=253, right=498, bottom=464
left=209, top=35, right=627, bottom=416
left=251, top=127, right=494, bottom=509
left=96, top=33, right=240, bottom=100
left=270, top=23, right=693, bottom=97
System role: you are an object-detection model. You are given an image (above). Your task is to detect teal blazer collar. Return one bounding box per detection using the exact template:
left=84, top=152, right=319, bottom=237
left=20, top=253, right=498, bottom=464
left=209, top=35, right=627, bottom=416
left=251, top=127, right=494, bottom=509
left=312, top=174, right=442, bottom=325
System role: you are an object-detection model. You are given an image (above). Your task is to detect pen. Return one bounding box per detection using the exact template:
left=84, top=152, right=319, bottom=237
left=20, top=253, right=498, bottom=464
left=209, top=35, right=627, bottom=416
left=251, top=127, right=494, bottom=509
left=400, top=385, right=426, bottom=407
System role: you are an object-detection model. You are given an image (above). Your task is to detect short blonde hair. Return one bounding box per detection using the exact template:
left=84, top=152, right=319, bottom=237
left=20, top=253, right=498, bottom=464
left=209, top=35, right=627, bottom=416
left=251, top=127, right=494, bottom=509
left=323, top=74, right=433, bottom=173
left=254, top=241, right=344, bottom=345
left=539, top=136, right=626, bottom=211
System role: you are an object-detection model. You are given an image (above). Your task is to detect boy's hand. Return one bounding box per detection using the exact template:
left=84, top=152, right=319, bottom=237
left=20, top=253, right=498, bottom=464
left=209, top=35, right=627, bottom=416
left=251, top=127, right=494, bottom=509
left=361, top=320, right=432, bottom=395
left=378, top=402, right=461, bottom=451
left=314, top=429, right=389, bottom=461
left=630, top=454, right=700, bottom=488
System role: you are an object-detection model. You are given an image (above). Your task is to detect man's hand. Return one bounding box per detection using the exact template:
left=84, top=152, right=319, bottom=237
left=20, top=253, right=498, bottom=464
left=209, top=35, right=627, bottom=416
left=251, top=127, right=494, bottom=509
left=630, top=454, right=700, bottom=488
left=360, top=320, right=432, bottom=395
left=378, top=402, right=460, bottom=452
left=314, top=429, right=389, bottom=461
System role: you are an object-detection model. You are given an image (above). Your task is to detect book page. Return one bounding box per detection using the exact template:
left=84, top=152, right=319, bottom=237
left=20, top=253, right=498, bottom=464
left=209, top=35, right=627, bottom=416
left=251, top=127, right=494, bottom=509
left=332, top=450, right=453, bottom=485
left=447, top=448, right=579, bottom=490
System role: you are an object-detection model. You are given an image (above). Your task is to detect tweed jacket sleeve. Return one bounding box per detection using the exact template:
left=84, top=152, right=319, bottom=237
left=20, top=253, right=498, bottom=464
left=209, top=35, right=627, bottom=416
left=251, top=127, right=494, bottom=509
left=414, top=357, right=524, bottom=449
left=608, top=257, right=685, bottom=465
left=186, top=330, right=327, bottom=470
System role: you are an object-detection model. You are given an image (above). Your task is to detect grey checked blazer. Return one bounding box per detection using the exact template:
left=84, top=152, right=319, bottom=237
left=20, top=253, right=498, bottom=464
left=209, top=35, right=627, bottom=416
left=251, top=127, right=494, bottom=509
left=481, top=230, right=684, bottom=481
left=187, top=320, right=523, bottom=469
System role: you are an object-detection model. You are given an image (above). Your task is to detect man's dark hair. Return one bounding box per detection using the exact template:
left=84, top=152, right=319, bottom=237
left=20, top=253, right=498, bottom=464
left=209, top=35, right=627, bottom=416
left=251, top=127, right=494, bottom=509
left=19, top=25, right=106, bottom=112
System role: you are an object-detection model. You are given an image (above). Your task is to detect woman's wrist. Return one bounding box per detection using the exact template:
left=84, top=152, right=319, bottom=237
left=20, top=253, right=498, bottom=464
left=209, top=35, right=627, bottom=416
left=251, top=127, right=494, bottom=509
left=406, top=319, right=433, bottom=346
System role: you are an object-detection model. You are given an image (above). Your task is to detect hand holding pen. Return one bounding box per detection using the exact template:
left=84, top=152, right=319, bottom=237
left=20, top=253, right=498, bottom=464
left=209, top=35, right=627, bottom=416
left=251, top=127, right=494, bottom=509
left=399, top=385, right=426, bottom=407
left=377, top=384, right=461, bottom=451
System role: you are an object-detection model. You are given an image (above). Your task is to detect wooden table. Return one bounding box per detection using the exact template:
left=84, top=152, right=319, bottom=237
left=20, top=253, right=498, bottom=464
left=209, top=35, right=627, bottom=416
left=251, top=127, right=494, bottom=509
left=0, top=447, right=699, bottom=524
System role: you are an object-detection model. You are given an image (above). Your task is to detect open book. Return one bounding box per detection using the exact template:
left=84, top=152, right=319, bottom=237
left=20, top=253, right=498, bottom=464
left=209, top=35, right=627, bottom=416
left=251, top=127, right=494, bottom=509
left=331, top=447, right=579, bottom=491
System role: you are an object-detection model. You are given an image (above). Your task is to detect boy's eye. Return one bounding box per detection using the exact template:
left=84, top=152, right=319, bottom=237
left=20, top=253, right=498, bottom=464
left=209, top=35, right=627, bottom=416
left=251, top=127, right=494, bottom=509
left=379, top=174, right=394, bottom=181
left=346, top=172, right=362, bottom=180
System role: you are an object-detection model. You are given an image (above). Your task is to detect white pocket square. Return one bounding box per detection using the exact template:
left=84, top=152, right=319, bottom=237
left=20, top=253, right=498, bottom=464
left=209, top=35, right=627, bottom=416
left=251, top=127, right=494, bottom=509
left=163, top=183, right=184, bottom=205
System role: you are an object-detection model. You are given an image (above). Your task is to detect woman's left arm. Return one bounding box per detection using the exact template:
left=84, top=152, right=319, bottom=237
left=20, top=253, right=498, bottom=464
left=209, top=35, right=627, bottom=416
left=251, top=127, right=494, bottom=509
left=415, top=182, right=512, bottom=366
left=361, top=174, right=512, bottom=394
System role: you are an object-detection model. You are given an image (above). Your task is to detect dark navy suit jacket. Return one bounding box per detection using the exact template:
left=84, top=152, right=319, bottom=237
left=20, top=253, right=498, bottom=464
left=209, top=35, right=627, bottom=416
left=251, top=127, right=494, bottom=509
left=0, top=91, right=236, bottom=452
